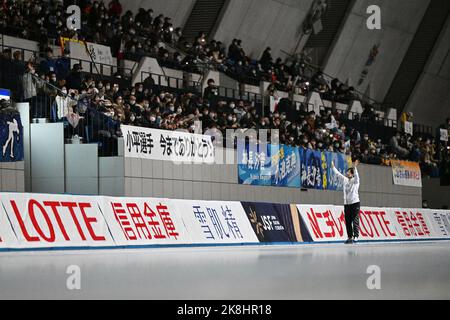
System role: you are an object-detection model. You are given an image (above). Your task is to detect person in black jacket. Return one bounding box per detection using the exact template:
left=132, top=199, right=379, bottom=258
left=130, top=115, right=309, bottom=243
left=65, top=64, right=83, bottom=91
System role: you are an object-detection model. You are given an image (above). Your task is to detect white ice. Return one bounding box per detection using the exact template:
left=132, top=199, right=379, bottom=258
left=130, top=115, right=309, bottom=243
left=1, top=242, right=450, bottom=300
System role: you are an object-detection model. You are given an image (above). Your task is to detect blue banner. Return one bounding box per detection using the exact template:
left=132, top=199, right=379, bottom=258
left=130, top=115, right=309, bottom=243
left=237, top=142, right=272, bottom=186
left=238, top=143, right=349, bottom=191
left=0, top=113, right=24, bottom=162
left=325, top=151, right=349, bottom=191
left=300, top=149, right=326, bottom=190
left=271, top=144, right=301, bottom=188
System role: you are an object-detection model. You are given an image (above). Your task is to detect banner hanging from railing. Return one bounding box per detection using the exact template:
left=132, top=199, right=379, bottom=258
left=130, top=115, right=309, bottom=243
left=325, top=151, right=351, bottom=191
left=237, top=141, right=272, bottom=186
left=300, top=149, right=325, bottom=190
left=238, top=143, right=301, bottom=188
left=238, top=142, right=348, bottom=190
left=121, top=125, right=215, bottom=164
left=391, top=160, right=422, bottom=188
left=0, top=113, right=24, bottom=162
left=62, top=37, right=114, bottom=66
left=271, top=145, right=301, bottom=188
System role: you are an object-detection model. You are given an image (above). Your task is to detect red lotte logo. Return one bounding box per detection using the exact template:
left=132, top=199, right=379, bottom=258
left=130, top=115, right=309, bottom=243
left=9, top=199, right=106, bottom=243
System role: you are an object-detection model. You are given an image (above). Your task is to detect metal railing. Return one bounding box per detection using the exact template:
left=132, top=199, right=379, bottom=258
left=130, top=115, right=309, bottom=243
left=140, top=71, right=202, bottom=94
left=0, top=39, right=134, bottom=80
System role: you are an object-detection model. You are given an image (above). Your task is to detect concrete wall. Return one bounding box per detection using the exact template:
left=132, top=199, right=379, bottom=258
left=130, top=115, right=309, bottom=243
left=104, top=0, right=196, bottom=28
left=122, top=150, right=422, bottom=208
left=30, top=123, right=65, bottom=194
left=0, top=162, right=25, bottom=193
left=422, top=178, right=450, bottom=209
left=405, top=16, right=450, bottom=127
left=323, top=0, right=430, bottom=102
left=211, top=0, right=315, bottom=59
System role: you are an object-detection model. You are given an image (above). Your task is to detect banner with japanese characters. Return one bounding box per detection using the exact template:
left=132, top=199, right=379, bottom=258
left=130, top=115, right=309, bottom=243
left=122, top=125, right=215, bottom=164
left=271, top=145, right=301, bottom=188
left=237, top=141, right=272, bottom=186
left=62, top=38, right=114, bottom=66
left=391, top=160, right=422, bottom=188
left=423, top=209, right=450, bottom=238
left=172, top=200, right=259, bottom=244
left=297, top=205, right=449, bottom=242
left=325, top=152, right=350, bottom=191
left=100, top=197, right=191, bottom=246
left=242, top=202, right=311, bottom=243
left=300, top=149, right=326, bottom=190
left=0, top=193, right=114, bottom=249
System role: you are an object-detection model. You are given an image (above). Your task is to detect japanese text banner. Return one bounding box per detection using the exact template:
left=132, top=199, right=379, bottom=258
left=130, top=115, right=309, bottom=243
left=297, top=205, right=450, bottom=242
left=122, top=125, right=215, bottom=164
left=172, top=200, right=259, bottom=244
left=391, top=160, right=422, bottom=188
left=101, top=197, right=191, bottom=246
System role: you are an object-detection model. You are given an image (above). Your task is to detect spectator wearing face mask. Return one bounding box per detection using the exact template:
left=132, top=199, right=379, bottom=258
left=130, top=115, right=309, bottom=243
left=390, top=132, right=409, bottom=158
left=203, top=78, right=218, bottom=102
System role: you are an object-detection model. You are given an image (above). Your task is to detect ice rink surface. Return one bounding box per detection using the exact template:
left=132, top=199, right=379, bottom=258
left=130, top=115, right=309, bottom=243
left=1, top=242, right=450, bottom=300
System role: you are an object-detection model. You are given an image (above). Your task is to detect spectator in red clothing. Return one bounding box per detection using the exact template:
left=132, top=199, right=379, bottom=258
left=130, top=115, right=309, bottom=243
left=109, top=0, right=123, bottom=17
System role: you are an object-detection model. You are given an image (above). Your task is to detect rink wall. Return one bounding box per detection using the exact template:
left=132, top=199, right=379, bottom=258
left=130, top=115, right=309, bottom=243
left=0, top=193, right=449, bottom=251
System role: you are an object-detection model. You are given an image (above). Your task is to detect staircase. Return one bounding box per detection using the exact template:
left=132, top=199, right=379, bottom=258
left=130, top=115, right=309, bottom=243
left=383, top=0, right=450, bottom=112
left=304, top=0, right=353, bottom=68
left=182, top=0, right=227, bottom=42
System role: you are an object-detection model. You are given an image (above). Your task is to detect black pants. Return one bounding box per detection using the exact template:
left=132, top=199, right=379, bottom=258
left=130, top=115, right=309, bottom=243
left=344, top=202, right=361, bottom=239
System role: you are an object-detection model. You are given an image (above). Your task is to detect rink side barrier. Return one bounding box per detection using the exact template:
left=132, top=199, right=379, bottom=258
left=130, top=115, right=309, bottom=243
left=0, top=193, right=449, bottom=251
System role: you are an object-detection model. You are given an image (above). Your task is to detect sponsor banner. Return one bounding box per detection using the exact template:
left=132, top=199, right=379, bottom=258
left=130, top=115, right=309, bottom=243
left=242, top=202, right=311, bottom=242
left=271, top=145, right=301, bottom=188
left=101, top=197, right=191, bottom=246
left=325, top=152, right=349, bottom=191
left=0, top=201, right=19, bottom=248
left=297, top=205, right=347, bottom=242
left=300, top=149, right=325, bottom=190
left=237, top=142, right=272, bottom=186
left=122, top=125, right=215, bottom=164
left=297, top=205, right=449, bottom=242
left=387, top=208, right=434, bottom=240
left=1, top=113, right=24, bottom=162
left=172, top=200, right=258, bottom=244
left=425, top=209, right=450, bottom=238
left=0, top=193, right=114, bottom=248
left=391, top=160, right=422, bottom=188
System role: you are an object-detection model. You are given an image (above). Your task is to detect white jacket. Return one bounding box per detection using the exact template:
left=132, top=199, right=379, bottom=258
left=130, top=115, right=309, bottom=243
left=333, top=167, right=360, bottom=205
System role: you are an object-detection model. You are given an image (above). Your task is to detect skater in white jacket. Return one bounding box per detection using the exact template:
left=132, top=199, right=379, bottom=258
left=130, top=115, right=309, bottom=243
left=331, top=159, right=361, bottom=244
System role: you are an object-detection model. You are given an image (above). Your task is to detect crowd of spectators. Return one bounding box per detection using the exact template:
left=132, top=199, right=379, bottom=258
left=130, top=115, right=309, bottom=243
left=0, top=0, right=359, bottom=104
left=1, top=0, right=449, bottom=177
